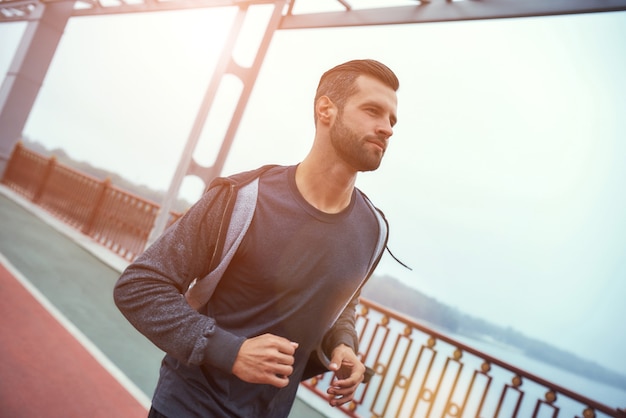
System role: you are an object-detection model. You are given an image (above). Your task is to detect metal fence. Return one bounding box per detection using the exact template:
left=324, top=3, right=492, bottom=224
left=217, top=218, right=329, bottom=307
left=304, top=298, right=625, bottom=418
left=1, top=142, right=180, bottom=261
left=2, top=143, right=624, bottom=418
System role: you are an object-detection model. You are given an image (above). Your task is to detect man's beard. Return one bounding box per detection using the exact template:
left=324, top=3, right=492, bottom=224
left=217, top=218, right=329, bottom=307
left=330, top=115, right=384, bottom=172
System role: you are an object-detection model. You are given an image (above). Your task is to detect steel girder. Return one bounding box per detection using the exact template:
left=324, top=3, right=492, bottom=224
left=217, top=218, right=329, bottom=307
left=2, top=0, right=626, bottom=25
left=147, top=0, right=288, bottom=243
left=280, top=0, right=626, bottom=29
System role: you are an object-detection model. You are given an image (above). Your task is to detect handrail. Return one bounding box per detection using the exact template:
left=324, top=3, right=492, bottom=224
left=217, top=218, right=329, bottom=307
left=0, top=142, right=181, bottom=260
left=302, top=298, right=625, bottom=417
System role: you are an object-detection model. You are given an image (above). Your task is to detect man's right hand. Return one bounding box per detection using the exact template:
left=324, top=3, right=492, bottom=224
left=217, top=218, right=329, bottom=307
left=231, top=333, right=299, bottom=388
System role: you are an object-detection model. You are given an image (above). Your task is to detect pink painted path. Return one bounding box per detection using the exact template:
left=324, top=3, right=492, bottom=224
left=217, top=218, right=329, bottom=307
left=0, top=261, right=148, bottom=418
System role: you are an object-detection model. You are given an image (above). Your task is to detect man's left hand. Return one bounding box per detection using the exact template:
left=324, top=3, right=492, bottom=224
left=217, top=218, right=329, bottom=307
left=326, top=344, right=366, bottom=407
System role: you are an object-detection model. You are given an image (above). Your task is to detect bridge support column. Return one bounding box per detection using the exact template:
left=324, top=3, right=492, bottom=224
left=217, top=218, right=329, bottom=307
left=0, top=0, right=75, bottom=176
left=148, top=0, right=287, bottom=244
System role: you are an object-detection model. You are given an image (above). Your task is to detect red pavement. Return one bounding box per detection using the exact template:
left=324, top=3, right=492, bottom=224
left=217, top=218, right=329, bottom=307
left=0, top=261, right=148, bottom=418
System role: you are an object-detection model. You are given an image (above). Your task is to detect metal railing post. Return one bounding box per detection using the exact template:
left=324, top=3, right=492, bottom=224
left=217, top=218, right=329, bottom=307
left=82, top=177, right=111, bottom=236
left=32, top=154, right=56, bottom=204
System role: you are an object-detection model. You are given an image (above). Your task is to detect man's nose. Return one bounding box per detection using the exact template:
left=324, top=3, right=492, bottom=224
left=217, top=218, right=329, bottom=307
left=376, top=123, right=393, bottom=139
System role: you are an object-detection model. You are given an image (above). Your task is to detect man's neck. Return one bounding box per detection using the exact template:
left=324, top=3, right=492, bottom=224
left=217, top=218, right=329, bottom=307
left=295, top=157, right=357, bottom=214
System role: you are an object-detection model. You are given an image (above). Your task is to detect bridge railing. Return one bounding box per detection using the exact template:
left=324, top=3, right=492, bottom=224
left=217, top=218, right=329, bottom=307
left=1, top=142, right=181, bottom=261
left=2, top=143, right=624, bottom=418
left=303, top=298, right=625, bottom=418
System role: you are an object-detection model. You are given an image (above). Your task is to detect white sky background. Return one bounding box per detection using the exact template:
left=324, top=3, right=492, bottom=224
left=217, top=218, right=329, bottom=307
left=1, top=6, right=625, bottom=377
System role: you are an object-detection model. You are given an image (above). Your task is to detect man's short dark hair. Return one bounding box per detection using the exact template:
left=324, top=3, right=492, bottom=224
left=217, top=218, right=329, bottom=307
left=314, top=59, right=399, bottom=122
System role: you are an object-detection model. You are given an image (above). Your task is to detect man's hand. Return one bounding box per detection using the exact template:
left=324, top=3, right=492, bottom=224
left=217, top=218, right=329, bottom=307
left=326, top=344, right=366, bottom=407
left=232, top=333, right=298, bottom=388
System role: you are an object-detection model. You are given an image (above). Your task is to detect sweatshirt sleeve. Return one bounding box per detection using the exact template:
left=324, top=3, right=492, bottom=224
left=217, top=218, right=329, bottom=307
left=113, top=186, right=245, bottom=373
left=321, top=292, right=360, bottom=357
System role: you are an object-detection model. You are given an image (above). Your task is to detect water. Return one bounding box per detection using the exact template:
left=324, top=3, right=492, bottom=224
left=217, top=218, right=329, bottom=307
left=451, top=333, right=626, bottom=410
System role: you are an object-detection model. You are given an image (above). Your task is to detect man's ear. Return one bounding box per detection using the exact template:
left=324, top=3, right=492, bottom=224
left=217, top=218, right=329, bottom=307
left=316, top=96, right=337, bottom=125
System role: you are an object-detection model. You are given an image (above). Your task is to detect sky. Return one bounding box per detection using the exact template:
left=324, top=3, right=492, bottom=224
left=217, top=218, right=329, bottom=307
left=1, top=5, right=625, bottom=378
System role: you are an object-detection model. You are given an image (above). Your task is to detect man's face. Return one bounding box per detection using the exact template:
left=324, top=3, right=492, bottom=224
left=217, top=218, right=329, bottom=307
left=329, top=75, right=398, bottom=172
